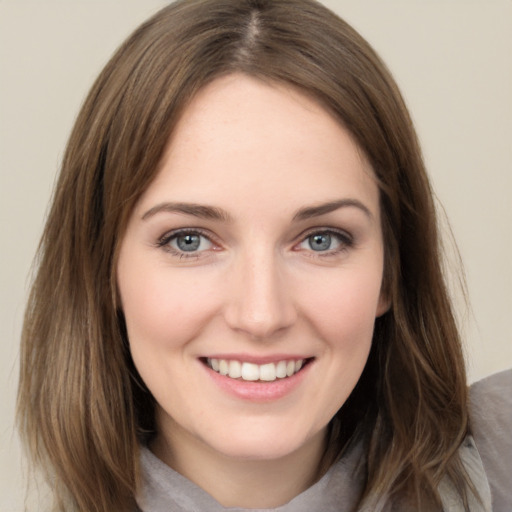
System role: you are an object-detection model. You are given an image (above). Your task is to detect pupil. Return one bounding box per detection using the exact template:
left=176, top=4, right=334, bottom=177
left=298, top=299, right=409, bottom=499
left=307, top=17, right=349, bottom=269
left=177, top=234, right=200, bottom=251
left=309, top=233, right=331, bottom=251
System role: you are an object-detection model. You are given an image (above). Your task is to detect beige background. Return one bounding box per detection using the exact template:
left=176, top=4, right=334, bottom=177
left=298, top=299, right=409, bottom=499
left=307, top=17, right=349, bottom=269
left=1, top=1, right=511, bottom=510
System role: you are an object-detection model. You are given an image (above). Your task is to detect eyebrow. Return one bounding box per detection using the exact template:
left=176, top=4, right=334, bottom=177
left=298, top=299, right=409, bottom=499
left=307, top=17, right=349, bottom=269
left=292, top=199, right=373, bottom=221
left=142, top=202, right=232, bottom=222
left=141, top=198, right=373, bottom=223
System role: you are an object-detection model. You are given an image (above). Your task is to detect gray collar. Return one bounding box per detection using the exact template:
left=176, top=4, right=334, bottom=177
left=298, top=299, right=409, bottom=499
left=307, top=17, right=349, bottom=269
left=136, top=436, right=490, bottom=512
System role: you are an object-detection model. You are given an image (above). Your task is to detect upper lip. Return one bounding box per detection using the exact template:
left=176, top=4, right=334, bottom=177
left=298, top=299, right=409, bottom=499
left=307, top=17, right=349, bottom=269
left=201, top=353, right=313, bottom=365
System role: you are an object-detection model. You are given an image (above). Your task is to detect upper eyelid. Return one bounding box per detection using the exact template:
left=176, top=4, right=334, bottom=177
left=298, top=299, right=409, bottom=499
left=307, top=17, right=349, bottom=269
left=158, top=227, right=217, bottom=244
left=295, top=226, right=353, bottom=243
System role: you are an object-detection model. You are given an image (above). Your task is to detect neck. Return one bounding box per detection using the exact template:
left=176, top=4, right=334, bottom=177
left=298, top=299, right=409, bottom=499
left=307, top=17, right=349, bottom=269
left=151, top=423, right=327, bottom=508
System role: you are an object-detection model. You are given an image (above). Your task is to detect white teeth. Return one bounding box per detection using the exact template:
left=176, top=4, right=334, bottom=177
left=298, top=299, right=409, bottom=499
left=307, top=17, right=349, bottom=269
left=207, top=358, right=306, bottom=381
left=241, top=362, right=260, bottom=381
left=228, top=360, right=242, bottom=379
left=219, top=359, right=229, bottom=376
left=259, top=363, right=276, bottom=381
left=276, top=360, right=287, bottom=379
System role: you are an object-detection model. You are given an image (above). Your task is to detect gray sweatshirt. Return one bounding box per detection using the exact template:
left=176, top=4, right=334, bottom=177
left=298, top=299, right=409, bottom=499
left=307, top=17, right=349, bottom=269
left=136, top=369, right=512, bottom=511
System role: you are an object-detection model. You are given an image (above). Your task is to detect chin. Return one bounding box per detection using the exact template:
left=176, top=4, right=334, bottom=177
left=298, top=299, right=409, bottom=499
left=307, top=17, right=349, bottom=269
left=195, top=418, right=326, bottom=463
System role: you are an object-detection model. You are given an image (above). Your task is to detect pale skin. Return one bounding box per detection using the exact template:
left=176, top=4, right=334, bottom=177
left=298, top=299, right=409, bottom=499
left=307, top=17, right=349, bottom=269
left=117, top=74, right=388, bottom=507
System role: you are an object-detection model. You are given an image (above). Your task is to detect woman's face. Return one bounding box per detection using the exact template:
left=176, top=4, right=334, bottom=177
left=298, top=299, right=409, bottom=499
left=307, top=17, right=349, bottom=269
left=117, top=74, right=388, bottom=467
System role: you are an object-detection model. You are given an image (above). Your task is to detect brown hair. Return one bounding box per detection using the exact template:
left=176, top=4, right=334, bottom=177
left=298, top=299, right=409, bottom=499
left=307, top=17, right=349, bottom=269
left=18, top=0, right=472, bottom=510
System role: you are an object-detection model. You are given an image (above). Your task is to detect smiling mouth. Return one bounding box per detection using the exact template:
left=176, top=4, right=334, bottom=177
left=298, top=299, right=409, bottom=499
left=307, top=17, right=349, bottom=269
left=202, top=357, right=313, bottom=382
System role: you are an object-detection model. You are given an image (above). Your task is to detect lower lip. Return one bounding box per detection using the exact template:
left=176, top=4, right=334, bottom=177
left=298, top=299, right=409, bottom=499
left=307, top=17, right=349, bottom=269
left=202, top=361, right=312, bottom=402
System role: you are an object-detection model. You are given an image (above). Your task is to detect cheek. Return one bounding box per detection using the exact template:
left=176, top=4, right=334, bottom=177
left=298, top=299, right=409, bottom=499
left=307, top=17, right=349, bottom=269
left=300, top=265, right=384, bottom=346
left=118, top=258, right=220, bottom=350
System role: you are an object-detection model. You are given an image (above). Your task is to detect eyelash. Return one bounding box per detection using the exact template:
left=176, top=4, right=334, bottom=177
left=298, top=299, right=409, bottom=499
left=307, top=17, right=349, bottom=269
left=295, top=228, right=354, bottom=258
left=156, top=227, right=354, bottom=259
left=156, top=228, right=217, bottom=259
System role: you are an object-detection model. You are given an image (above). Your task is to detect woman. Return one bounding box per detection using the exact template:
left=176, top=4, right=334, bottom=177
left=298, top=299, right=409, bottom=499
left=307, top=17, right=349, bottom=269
left=17, top=0, right=511, bottom=511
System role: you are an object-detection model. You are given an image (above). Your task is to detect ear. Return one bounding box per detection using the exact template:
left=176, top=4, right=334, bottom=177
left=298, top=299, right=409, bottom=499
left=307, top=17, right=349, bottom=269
left=376, top=290, right=391, bottom=318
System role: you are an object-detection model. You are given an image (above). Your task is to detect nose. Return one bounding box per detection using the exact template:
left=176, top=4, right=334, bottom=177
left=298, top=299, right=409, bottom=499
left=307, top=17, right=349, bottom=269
left=223, top=250, right=297, bottom=340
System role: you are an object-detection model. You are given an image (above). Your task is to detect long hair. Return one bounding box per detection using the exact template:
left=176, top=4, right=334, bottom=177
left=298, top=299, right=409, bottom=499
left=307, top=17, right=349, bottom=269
left=17, top=0, right=471, bottom=510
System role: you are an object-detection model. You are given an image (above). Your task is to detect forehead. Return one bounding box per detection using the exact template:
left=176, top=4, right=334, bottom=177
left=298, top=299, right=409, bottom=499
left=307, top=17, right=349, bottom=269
left=136, top=73, right=379, bottom=220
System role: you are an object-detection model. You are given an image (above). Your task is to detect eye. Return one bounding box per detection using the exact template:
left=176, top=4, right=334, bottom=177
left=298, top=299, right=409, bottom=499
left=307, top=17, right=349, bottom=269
left=158, top=229, right=214, bottom=256
left=296, top=229, right=352, bottom=254
left=306, top=233, right=335, bottom=251
left=173, top=233, right=210, bottom=252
